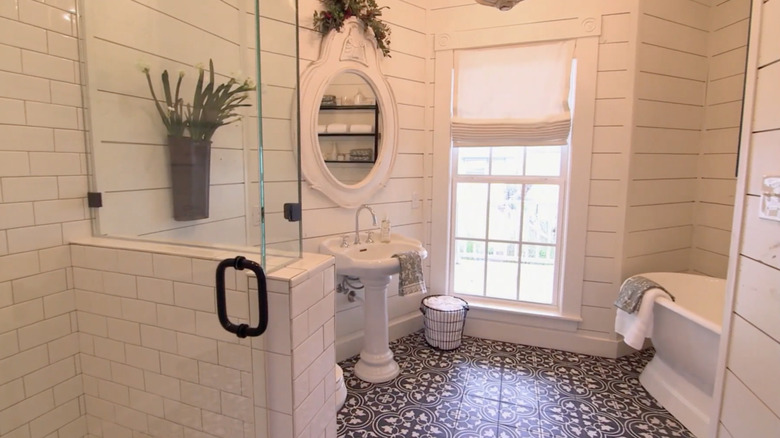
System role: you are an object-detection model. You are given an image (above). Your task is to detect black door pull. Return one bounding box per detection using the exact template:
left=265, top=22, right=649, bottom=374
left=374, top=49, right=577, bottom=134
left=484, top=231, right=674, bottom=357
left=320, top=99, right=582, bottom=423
left=216, top=256, right=268, bottom=338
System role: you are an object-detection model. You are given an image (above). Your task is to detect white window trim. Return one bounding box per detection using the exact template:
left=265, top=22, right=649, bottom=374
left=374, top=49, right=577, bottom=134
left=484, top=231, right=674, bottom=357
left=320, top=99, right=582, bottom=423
left=431, top=31, right=599, bottom=329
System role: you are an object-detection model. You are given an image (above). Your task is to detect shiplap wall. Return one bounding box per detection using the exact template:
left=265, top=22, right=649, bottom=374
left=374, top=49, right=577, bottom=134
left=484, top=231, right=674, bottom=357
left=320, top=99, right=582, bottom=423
left=297, top=0, right=429, bottom=359
left=717, top=0, right=780, bottom=435
left=692, top=0, right=749, bottom=278
left=0, top=0, right=91, bottom=436
left=624, top=0, right=709, bottom=278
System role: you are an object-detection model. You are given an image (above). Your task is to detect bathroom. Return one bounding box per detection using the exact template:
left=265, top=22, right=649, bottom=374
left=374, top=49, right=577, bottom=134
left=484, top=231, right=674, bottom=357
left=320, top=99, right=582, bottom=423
left=0, top=0, right=778, bottom=437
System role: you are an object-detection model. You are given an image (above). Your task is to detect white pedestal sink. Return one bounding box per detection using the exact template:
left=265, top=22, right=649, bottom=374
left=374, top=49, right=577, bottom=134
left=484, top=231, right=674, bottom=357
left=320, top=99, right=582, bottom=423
left=320, top=233, right=427, bottom=383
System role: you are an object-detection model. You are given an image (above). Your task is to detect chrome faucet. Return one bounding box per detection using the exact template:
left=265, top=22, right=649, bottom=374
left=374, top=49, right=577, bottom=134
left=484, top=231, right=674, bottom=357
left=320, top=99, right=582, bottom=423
left=354, top=204, right=378, bottom=245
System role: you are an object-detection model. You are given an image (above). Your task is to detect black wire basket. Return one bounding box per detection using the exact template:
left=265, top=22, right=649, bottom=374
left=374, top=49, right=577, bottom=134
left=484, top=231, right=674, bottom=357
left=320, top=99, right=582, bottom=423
left=420, top=295, right=469, bottom=350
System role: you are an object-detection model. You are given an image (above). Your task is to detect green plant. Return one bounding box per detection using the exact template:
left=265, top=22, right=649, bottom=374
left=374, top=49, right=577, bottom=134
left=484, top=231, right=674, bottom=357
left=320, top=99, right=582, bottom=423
left=313, top=0, right=392, bottom=57
left=142, top=59, right=256, bottom=142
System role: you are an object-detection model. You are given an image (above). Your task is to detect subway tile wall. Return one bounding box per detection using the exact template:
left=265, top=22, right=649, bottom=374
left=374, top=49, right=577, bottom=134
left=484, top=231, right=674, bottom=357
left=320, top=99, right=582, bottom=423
left=0, top=0, right=91, bottom=437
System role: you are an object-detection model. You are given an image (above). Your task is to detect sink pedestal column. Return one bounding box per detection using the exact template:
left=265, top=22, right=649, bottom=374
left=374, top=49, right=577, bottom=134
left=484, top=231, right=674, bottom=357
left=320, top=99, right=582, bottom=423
left=354, top=275, right=399, bottom=383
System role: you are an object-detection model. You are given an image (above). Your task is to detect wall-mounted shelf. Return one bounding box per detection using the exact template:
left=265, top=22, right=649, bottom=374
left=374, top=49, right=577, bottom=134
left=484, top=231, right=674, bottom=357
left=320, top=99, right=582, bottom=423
left=318, top=104, right=380, bottom=164
left=319, top=133, right=376, bottom=137
left=320, top=104, right=378, bottom=111
left=324, top=160, right=375, bottom=164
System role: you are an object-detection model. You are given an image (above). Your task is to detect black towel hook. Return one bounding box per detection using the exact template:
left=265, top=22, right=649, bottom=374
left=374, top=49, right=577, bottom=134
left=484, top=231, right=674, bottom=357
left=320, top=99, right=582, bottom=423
left=215, top=256, right=268, bottom=338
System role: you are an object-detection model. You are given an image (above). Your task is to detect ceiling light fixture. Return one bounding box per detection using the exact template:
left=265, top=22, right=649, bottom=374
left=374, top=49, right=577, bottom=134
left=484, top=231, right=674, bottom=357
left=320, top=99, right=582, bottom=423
left=475, top=0, right=524, bottom=11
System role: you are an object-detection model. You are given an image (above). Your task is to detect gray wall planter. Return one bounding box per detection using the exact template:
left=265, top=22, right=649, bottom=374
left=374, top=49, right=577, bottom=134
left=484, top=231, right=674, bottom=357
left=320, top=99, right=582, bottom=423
left=168, top=136, right=211, bottom=221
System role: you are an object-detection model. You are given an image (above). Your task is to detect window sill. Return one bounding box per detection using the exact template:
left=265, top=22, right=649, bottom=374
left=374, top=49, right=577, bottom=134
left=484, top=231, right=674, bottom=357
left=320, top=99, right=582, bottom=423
left=458, top=295, right=582, bottom=332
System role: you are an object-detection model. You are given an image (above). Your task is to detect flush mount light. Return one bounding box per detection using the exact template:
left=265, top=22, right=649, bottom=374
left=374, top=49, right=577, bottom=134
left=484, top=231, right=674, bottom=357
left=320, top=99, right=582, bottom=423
left=475, top=0, right=525, bottom=11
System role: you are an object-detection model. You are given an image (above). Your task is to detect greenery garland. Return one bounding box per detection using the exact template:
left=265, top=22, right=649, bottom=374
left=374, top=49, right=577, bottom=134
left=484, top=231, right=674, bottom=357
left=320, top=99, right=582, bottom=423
left=313, top=0, right=392, bottom=57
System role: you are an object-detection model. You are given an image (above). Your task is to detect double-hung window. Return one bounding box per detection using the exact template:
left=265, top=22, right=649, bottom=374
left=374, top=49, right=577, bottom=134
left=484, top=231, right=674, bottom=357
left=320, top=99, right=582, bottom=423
left=448, top=41, right=575, bottom=309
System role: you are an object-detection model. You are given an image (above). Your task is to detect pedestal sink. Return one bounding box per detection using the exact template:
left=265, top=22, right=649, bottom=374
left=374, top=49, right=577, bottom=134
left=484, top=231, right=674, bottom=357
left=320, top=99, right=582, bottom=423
left=320, top=233, right=427, bottom=383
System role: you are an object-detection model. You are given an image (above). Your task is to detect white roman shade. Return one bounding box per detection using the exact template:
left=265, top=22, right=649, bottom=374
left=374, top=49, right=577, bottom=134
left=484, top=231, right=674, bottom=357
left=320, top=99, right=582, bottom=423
left=452, top=40, right=575, bottom=147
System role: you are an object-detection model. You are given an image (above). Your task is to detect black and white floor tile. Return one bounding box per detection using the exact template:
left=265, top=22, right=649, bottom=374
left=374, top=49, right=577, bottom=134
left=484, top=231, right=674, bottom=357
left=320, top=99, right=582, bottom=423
left=337, top=331, right=694, bottom=438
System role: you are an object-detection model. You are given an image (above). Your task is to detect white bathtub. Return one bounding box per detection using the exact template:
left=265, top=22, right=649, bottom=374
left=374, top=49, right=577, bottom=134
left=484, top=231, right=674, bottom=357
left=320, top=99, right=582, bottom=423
left=638, top=272, right=726, bottom=438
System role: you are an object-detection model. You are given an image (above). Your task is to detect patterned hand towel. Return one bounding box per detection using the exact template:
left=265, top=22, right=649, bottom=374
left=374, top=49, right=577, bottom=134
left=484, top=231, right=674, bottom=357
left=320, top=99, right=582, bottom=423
left=614, top=275, right=675, bottom=313
left=392, top=251, right=427, bottom=296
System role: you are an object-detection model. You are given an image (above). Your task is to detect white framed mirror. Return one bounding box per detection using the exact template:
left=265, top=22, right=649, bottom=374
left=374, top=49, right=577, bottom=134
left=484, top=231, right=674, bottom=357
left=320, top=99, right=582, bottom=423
left=299, top=17, right=398, bottom=208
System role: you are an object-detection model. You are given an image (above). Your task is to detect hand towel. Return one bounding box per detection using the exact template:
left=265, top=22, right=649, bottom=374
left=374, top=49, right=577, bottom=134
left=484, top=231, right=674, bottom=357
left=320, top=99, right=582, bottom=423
left=615, top=275, right=674, bottom=313
left=615, top=289, right=673, bottom=349
left=392, top=251, right=427, bottom=296
left=349, top=124, right=373, bottom=133
left=326, top=123, right=348, bottom=133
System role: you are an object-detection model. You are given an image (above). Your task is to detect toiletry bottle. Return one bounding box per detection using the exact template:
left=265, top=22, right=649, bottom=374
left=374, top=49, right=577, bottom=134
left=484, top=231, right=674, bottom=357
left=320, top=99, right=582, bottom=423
left=380, top=217, right=391, bottom=243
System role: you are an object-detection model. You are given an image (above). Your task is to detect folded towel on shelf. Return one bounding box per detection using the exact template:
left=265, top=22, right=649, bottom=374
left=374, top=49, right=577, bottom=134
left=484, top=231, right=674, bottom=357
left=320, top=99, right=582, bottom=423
left=349, top=124, right=373, bottom=133
left=326, top=123, right=348, bottom=133
left=317, top=124, right=327, bottom=133
left=614, top=275, right=674, bottom=313
left=391, top=251, right=427, bottom=296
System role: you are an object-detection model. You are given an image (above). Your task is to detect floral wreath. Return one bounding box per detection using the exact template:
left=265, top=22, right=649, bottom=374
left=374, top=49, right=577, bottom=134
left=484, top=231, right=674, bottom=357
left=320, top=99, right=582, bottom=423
left=313, top=0, right=392, bottom=57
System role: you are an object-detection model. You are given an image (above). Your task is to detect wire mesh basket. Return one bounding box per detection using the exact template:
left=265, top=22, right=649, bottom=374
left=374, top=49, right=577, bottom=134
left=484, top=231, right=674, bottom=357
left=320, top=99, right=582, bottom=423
left=420, top=295, right=469, bottom=350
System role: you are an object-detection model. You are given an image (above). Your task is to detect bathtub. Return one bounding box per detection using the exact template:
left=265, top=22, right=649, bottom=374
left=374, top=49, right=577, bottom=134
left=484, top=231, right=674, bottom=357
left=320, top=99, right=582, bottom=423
left=637, top=272, right=726, bottom=438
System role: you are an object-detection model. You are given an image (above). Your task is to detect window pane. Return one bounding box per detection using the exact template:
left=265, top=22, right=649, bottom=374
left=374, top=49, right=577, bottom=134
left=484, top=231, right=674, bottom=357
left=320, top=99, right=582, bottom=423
left=525, top=146, right=562, bottom=176
left=522, top=185, right=559, bottom=244
left=491, top=147, right=524, bottom=176
left=486, top=242, right=518, bottom=300
left=519, top=245, right=555, bottom=304
left=457, top=147, right=490, bottom=175
left=455, top=183, right=488, bottom=239
left=488, top=184, right=522, bottom=241
left=453, top=240, right=485, bottom=296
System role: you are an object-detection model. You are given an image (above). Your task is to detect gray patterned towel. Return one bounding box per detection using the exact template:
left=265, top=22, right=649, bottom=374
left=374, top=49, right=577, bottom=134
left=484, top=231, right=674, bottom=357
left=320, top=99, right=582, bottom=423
left=392, top=251, right=427, bottom=296
left=614, top=275, right=675, bottom=313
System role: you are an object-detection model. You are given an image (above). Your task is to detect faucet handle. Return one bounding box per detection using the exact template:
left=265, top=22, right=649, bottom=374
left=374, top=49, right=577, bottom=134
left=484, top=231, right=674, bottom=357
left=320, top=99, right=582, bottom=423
left=366, top=231, right=374, bottom=244
left=340, top=235, right=350, bottom=248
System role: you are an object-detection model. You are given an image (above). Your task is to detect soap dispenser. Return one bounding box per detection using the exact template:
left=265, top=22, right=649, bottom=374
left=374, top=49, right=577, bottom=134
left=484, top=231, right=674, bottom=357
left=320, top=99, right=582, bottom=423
left=379, top=216, right=391, bottom=243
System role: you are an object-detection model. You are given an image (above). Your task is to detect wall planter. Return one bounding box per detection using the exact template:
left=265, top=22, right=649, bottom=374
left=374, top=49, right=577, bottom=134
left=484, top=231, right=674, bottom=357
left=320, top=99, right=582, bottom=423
left=168, top=136, right=211, bottom=221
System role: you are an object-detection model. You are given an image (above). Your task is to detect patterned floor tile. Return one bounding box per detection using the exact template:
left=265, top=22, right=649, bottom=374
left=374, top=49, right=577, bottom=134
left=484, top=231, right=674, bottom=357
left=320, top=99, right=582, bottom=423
left=337, top=331, right=695, bottom=438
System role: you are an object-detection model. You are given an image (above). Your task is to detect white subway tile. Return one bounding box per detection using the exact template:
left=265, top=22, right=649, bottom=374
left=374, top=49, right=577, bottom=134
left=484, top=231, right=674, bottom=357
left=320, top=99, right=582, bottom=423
left=195, top=310, right=238, bottom=343
left=140, top=324, right=177, bottom=353
left=0, top=232, right=6, bottom=256
left=18, top=312, right=70, bottom=349
left=292, top=328, right=323, bottom=379
left=160, top=352, right=199, bottom=383
left=0, top=202, right=35, bottom=229
left=57, top=175, right=87, bottom=199
left=251, top=350, right=266, bottom=409
left=176, top=332, right=218, bottom=364
left=50, top=80, right=80, bottom=106
left=53, top=129, right=84, bottom=152
left=103, top=272, right=137, bottom=298
left=266, top=352, right=293, bottom=414
left=0, top=251, right=40, bottom=283
left=85, top=394, right=115, bottom=421
left=143, top=370, right=181, bottom=401
left=38, top=245, right=71, bottom=271
left=53, top=374, right=82, bottom=405
left=116, top=250, right=153, bottom=277
left=198, top=361, right=242, bottom=395
left=47, top=31, right=77, bottom=60
left=0, top=126, right=54, bottom=154
left=7, top=223, right=62, bottom=253
left=220, top=391, right=253, bottom=422
left=0, top=331, right=19, bottom=360
left=291, top=312, right=308, bottom=349
left=47, top=331, right=78, bottom=362
left=293, top=380, right=324, bottom=437
left=156, top=303, right=195, bottom=332
left=202, top=410, right=244, bottom=437
left=311, top=393, right=336, bottom=438
left=0, top=299, right=44, bottom=334
left=290, top=273, right=324, bottom=318
left=322, top=318, right=334, bottom=349
left=18, top=0, right=71, bottom=33
left=111, top=361, right=145, bottom=390
left=0, top=152, right=29, bottom=177
left=137, top=276, right=174, bottom=304
left=148, top=416, right=184, bottom=438
left=0, top=18, right=47, bottom=52
left=77, top=312, right=108, bottom=337
left=43, top=288, right=74, bottom=318
left=73, top=268, right=103, bottom=292
left=0, top=379, right=25, bottom=411
left=163, top=399, right=202, bottom=430
left=114, top=405, right=148, bottom=434
left=1, top=176, right=58, bottom=202
left=265, top=292, right=291, bottom=355
left=152, top=254, right=193, bottom=282
left=98, top=378, right=130, bottom=405
left=181, top=381, right=221, bottom=413
left=0, top=281, right=11, bottom=308
left=101, top=419, right=132, bottom=438
left=293, top=372, right=309, bottom=410
left=57, top=416, right=87, bottom=438
left=12, top=269, right=66, bottom=303
left=60, top=219, right=90, bottom=243
left=174, top=282, right=215, bottom=312
left=0, top=43, right=22, bottom=72
left=129, top=388, right=164, bottom=417
left=26, top=101, right=78, bottom=129
left=106, top=318, right=140, bottom=345
left=93, top=336, right=125, bottom=363
left=217, top=341, right=252, bottom=372
left=23, top=356, right=75, bottom=396
left=77, top=291, right=122, bottom=318
left=225, top=289, right=249, bottom=320
left=307, top=292, right=334, bottom=335
left=191, top=259, right=221, bottom=287
left=120, top=298, right=157, bottom=325
left=0, top=344, right=48, bottom=382
left=21, top=49, right=74, bottom=82
left=307, top=344, right=334, bottom=396
left=29, top=152, right=81, bottom=176
left=0, top=390, right=54, bottom=435
left=268, top=411, right=293, bottom=438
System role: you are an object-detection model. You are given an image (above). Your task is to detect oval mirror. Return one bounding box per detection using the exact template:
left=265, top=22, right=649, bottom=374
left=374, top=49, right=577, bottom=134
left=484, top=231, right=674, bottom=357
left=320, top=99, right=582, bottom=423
left=318, top=72, right=379, bottom=185
left=299, top=17, right=398, bottom=208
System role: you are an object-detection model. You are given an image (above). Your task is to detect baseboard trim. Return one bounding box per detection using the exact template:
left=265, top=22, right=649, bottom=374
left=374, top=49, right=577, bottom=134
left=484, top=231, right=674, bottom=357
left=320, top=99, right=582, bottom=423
left=336, top=312, right=423, bottom=361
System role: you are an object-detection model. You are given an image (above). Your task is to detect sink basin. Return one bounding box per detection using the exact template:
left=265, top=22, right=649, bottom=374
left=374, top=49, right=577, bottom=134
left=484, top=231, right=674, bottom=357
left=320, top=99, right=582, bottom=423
left=319, top=233, right=427, bottom=278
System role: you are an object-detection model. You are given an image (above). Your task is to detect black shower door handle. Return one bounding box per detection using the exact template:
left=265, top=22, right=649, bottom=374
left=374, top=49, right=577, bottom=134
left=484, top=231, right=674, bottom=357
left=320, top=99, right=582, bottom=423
left=215, top=256, right=268, bottom=338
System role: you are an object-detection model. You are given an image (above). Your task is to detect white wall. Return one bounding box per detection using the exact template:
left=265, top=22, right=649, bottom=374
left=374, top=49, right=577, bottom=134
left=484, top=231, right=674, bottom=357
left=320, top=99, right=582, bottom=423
left=715, top=0, right=780, bottom=436
left=0, top=0, right=91, bottom=436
